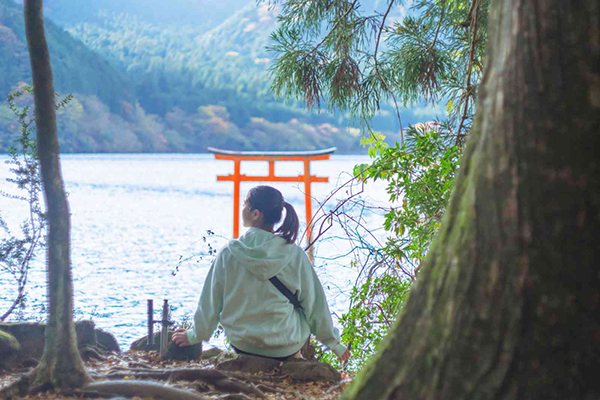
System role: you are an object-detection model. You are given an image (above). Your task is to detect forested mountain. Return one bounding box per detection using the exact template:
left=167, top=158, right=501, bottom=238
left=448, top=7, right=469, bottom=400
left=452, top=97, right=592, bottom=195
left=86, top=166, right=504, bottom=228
left=0, top=0, right=134, bottom=111
left=63, top=1, right=423, bottom=130
left=1, top=0, right=426, bottom=153
left=44, top=0, right=249, bottom=31
left=64, top=3, right=337, bottom=124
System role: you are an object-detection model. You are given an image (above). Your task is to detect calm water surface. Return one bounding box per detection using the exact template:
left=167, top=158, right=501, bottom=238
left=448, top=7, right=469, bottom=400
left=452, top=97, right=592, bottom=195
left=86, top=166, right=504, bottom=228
left=0, top=153, right=389, bottom=349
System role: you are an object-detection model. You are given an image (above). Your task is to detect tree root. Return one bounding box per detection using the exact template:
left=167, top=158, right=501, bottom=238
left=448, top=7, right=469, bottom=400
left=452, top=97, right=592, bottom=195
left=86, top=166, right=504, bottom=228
left=84, top=380, right=208, bottom=400
left=91, top=367, right=228, bottom=381
left=98, top=367, right=287, bottom=384
left=79, top=345, right=105, bottom=361
left=224, top=371, right=288, bottom=384
left=255, top=383, right=282, bottom=394
left=90, top=368, right=267, bottom=398
left=0, top=363, right=94, bottom=399
left=202, top=393, right=254, bottom=400
left=1, top=367, right=281, bottom=399
left=210, top=378, right=264, bottom=398
left=59, top=389, right=121, bottom=398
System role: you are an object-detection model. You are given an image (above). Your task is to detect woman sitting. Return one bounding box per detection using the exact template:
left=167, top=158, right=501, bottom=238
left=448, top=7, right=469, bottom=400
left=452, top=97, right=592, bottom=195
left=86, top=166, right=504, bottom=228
left=173, top=185, right=350, bottom=362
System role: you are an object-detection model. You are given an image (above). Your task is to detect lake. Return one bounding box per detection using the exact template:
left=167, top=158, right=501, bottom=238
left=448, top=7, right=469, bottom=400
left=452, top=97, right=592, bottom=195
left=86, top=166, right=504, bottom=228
left=0, top=153, right=390, bottom=350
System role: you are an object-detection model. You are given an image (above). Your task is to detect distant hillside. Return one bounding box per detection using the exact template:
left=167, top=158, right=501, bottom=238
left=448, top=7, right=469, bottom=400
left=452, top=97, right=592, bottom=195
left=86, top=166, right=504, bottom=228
left=0, top=0, right=135, bottom=112
left=62, top=0, right=432, bottom=131
left=1, top=0, right=430, bottom=153
left=43, top=0, right=249, bottom=30
left=0, top=87, right=372, bottom=154
left=0, top=0, right=379, bottom=154
left=64, top=3, right=330, bottom=125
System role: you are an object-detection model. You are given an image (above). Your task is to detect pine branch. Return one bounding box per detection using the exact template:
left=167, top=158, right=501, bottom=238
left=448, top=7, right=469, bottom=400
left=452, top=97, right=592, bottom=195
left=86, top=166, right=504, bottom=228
left=373, top=0, right=404, bottom=140
left=310, top=0, right=360, bottom=54
left=426, top=0, right=446, bottom=53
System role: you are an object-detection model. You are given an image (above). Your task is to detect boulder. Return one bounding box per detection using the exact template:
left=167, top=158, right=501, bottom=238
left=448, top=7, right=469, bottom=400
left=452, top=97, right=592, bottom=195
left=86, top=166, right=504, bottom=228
left=215, top=353, right=342, bottom=382
left=0, top=320, right=121, bottom=369
left=216, top=354, right=280, bottom=374
left=130, top=332, right=161, bottom=352
left=0, top=322, right=46, bottom=364
left=96, top=328, right=121, bottom=353
left=75, top=320, right=98, bottom=347
left=167, top=336, right=202, bottom=361
left=281, top=359, right=342, bottom=382
left=214, top=350, right=238, bottom=364
left=0, top=329, right=20, bottom=360
left=200, top=346, right=224, bottom=360
left=129, top=331, right=202, bottom=361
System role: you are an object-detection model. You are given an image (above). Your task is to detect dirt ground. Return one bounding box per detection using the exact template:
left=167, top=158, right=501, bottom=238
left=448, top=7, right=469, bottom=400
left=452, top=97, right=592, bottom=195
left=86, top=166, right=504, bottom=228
left=0, top=350, right=353, bottom=399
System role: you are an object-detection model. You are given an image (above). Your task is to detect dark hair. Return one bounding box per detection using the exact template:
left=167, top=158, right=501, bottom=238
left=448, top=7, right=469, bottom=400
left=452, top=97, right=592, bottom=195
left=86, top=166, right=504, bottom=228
left=247, top=185, right=299, bottom=244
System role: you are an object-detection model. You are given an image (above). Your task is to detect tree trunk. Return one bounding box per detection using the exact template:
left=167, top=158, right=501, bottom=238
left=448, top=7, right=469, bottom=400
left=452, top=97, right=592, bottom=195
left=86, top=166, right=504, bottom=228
left=24, top=0, right=90, bottom=390
left=343, top=1, right=600, bottom=399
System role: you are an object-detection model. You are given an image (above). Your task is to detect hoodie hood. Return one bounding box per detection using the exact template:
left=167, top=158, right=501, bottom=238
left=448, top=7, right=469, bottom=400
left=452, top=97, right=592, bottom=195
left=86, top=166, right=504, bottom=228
left=226, top=227, right=296, bottom=281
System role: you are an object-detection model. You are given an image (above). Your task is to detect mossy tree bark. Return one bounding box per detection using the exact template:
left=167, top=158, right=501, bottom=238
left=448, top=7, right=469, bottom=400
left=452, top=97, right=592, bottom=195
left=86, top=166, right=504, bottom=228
left=343, top=1, right=600, bottom=399
left=24, top=0, right=90, bottom=390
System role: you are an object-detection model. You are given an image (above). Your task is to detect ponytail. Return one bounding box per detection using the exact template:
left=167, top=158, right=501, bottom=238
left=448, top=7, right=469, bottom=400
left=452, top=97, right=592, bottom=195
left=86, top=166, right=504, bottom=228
left=275, top=202, right=300, bottom=244
left=247, top=185, right=299, bottom=244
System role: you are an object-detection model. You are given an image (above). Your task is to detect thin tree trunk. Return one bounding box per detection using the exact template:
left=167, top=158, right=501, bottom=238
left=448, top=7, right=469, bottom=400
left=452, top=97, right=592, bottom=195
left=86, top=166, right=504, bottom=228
left=24, top=0, right=90, bottom=389
left=343, top=0, right=600, bottom=399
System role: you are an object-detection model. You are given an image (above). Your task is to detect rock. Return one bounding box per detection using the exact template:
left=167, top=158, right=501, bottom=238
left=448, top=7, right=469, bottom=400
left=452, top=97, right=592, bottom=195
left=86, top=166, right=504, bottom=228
left=0, top=323, right=46, bottom=365
left=214, top=350, right=238, bottom=364
left=0, top=329, right=21, bottom=368
left=214, top=352, right=341, bottom=381
left=96, top=328, right=121, bottom=353
left=0, top=320, right=121, bottom=370
left=130, top=332, right=161, bottom=352
left=75, top=320, right=97, bottom=347
left=167, top=337, right=202, bottom=361
left=216, top=354, right=281, bottom=374
left=200, top=347, right=224, bottom=360
left=280, top=359, right=342, bottom=382
left=129, top=331, right=202, bottom=361
left=0, top=329, right=20, bottom=354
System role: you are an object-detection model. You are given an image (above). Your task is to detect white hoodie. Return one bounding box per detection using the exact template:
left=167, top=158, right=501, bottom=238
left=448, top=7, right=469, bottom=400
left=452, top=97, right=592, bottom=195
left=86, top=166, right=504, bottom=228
left=185, top=227, right=347, bottom=358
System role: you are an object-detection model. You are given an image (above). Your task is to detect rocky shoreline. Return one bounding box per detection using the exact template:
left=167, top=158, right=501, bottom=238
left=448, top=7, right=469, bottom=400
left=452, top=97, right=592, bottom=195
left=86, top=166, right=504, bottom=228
left=0, top=320, right=120, bottom=370
left=0, top=321, right=349, bottom=399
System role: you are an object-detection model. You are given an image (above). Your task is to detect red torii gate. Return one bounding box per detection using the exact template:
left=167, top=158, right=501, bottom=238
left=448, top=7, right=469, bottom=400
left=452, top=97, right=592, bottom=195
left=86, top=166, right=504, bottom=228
left=208, top=147, right=336, bottom=256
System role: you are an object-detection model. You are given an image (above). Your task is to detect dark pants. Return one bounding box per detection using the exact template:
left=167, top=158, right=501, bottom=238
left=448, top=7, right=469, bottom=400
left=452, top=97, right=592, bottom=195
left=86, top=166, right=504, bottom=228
left=231, top=345, right=295, bottom=361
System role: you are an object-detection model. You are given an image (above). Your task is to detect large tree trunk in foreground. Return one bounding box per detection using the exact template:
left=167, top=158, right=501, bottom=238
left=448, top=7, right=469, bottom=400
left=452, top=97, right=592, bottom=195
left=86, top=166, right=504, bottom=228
left=343, top=1, right=600, bottom=399
left=24, top=0, right=90, bottom=389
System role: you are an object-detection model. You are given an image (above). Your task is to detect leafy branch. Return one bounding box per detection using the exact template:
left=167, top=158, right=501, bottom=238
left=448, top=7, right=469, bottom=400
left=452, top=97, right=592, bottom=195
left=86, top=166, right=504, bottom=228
left=0, top=85, right=72, bottom=322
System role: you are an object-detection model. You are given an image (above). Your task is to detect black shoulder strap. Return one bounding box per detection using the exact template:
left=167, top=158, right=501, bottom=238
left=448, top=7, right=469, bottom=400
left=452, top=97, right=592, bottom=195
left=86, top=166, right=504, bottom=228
left=269, top=276, right=303, bottom=311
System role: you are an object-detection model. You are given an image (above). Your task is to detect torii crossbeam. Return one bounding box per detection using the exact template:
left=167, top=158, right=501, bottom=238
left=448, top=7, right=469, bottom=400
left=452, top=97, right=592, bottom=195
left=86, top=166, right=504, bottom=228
left=208, top=147, right=336, bottom=257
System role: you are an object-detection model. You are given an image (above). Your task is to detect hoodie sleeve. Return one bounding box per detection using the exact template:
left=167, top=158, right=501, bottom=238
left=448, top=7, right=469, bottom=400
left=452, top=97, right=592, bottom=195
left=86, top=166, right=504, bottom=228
left=186, top=255, right=224, bottom=345
left=298, top=252, right=347, bottom=358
